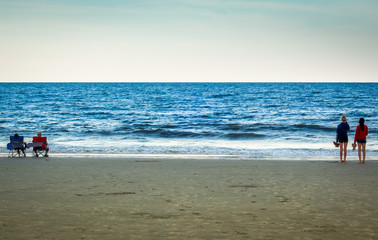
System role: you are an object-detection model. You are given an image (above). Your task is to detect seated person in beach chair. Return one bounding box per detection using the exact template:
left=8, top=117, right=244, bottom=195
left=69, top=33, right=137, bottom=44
left=7, top=134, right=26, bottom=157
left=30, top=132, right=49, bottom=157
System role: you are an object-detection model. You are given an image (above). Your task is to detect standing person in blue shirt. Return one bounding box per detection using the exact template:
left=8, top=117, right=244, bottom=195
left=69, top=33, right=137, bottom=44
left=335, top=115, right=350, bottom=163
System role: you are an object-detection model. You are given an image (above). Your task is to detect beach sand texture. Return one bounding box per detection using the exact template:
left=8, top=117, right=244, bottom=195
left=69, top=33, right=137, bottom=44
left=1, top=158, right=377, bottom=240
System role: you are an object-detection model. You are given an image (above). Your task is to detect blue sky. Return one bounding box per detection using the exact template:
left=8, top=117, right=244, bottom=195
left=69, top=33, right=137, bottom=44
left=0, top=0, right=377, bottom=82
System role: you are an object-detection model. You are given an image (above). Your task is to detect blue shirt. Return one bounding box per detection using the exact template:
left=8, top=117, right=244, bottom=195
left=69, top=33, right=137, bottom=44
left=336, top=122, right=350, bottom=142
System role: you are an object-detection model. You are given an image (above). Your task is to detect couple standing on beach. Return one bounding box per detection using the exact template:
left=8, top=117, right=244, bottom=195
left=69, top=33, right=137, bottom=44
left=335, top=115, right=369, bottom=164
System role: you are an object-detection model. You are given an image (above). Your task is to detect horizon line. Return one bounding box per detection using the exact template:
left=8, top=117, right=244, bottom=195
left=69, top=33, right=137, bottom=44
left=0, top=81, right=377, bottom=84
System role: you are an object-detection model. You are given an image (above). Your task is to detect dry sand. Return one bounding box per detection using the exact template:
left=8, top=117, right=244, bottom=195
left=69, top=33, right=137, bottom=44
left=0, top=157, right=377, bottom=240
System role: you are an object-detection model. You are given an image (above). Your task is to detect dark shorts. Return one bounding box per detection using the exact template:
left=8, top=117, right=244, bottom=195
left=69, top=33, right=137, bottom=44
left=338, top=137, right=348, bottom=143
left=357, top=139, right=367, bottom=144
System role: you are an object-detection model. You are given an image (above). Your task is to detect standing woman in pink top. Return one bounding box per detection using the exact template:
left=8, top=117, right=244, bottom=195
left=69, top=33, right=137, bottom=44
left=354, top=118, right=369, bottom=164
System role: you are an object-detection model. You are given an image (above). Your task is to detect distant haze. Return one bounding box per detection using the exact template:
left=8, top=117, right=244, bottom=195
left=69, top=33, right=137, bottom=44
left=1, top=0, right=377, bottom=82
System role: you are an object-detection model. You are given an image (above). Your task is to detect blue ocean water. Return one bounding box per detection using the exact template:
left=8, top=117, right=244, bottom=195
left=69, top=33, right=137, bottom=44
left=1, top=83, right=377, bottom=160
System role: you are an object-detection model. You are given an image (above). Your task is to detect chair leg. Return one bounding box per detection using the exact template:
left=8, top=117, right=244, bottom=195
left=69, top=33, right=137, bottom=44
left=9, top=150, right=16, bottom=157
left=35, top=149, right=47, bottom=157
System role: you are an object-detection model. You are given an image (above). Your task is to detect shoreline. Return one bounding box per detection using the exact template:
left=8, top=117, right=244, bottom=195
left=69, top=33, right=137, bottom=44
left=1, top=157, right=377, bottom=239
left=1, top=152, right=377, bottom=162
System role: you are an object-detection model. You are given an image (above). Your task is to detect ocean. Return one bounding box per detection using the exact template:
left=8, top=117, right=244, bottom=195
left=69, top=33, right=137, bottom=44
left=1, top=82, right=377, bottom=160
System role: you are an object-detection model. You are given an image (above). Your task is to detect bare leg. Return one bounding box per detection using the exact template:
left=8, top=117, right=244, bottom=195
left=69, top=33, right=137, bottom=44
left=362, top=143, right=366, bottom=163
left=343, top=142, right=348, bottom=163
left=358, top=143, right=362, bottom=163
left=339, top=143, right=343, bottom=163
left=33, top=148, right=38, bottom=157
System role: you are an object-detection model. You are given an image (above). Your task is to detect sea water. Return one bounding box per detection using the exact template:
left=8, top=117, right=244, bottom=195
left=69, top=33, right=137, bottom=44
left=1, top=82, right=377, bottom=160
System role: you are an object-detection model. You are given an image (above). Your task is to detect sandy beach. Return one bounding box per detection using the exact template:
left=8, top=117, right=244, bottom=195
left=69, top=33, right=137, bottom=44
left=0, top=157, right=377, bottom=240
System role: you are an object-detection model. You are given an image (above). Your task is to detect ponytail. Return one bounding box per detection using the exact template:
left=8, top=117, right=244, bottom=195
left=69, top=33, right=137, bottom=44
left=359, top=118, right=365, bottom=131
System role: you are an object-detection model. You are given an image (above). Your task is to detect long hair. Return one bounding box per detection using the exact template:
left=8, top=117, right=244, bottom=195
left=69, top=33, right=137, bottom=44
left=359, top=118, right=365, bottom=131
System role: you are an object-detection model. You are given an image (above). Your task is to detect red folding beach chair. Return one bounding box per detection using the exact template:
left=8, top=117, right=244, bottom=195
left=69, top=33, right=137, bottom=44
left=32, top=136, right=49, bottom=157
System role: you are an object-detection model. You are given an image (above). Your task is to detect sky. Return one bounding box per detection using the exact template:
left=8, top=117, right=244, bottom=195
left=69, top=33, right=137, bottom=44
left=0, top=0, right=377, bottom=82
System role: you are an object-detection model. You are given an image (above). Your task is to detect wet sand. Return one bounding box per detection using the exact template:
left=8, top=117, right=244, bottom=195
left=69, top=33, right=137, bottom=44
left=0, top=157, right=377, bottom=239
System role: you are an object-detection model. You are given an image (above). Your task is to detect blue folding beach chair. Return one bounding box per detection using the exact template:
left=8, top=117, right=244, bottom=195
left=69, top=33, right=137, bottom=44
left=7, top=135, right=26, bottom=157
